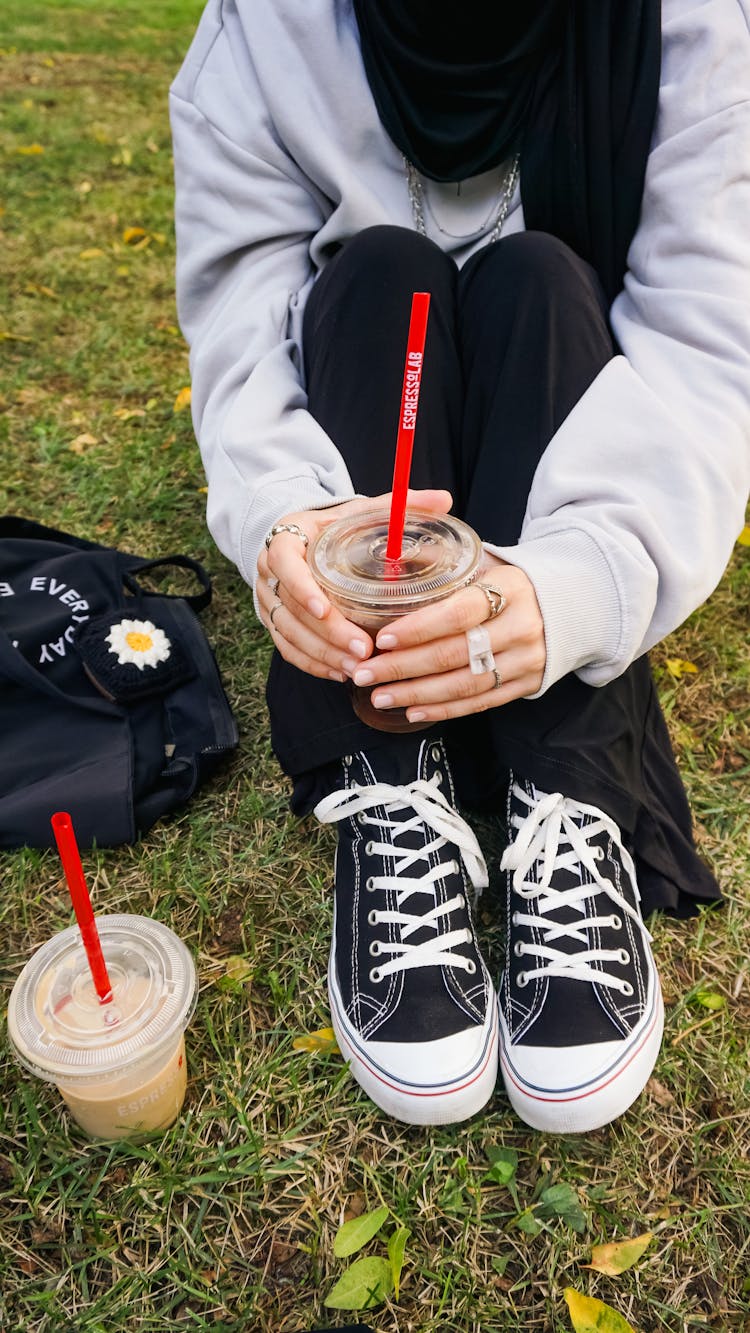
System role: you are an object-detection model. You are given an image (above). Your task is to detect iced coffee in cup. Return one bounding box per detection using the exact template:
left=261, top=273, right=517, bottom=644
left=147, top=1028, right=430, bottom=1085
left=8, top=914, right=197, bottom=1139
left=310, top=507, right=483, bottom=732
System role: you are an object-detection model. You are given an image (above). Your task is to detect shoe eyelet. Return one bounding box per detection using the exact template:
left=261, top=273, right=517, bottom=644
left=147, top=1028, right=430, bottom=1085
left=594, top=846, right=605, bottom=861
left=511, top=911, right=520, bottom=927
left=369, top=940, right=381, bottom=957
left=367, top=910, right=378, bottom=926
left=365, top=877, right=376, bottom=892
left=516, top=971, right=529, bottom=989
left=356, top=811, right=368, bottom=825
left=343, top=754, right=353, bottom=766
left=431, top=745, right=442, bottom=762
left=610, top=915, right=622, bottom=930
left=365, top=841, right=374, bottom=855
left=513, top=941, right=525, bottom=958
left=621, top=981, right=634, bottom=997
left=464, top=959, right=476, bottom=975
left=618, top=949, right=630, bottom=965
left=457, top=893, right=466, bottom=908
left=370, top=967, right=383, bottom=984
left=451, top=860, right=460, bottom=875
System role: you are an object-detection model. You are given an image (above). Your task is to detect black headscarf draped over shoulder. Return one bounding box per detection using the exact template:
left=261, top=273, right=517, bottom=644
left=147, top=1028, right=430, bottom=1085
left=352, top=0, right=662, bottom=302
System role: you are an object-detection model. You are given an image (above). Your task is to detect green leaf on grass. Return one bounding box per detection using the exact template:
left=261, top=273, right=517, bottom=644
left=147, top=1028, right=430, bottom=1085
left=387, top=1225, right=410, bottom=1299
left=485, top=1146, right=518, bottom=1186
left=536, top=1183, right=587, bottom=1233
left=693, top=988, right=725, bottom=1011
left=491, top=1254, right=511, bottom=1276
left=515, top=1208, right=543, bottom=1237
left=324, top=1255, right=393, bottom=1310
left=333, top=1205, right=389, bottom=1259
left=584, top=1232, right=653, bottom=1276
left=564, top=1287, right=636, bottom=1333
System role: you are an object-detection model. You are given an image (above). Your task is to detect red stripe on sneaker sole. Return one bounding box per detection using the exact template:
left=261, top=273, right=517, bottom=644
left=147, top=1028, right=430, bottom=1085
left=336, top=1022, right=498, bottom=1100
left=500, top=1000, right=662, bottom=1104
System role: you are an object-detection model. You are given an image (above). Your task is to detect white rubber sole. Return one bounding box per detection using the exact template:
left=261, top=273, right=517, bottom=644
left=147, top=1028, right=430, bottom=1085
left=499, top=985, right=665, bottom=1134
left=329, top=958, right=499, bottom=1126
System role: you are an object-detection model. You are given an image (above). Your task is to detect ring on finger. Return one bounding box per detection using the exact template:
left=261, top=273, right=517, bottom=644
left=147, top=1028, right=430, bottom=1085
left=269, top=600, right=283, bottom=629
left=491, top=667, right=503, bottom=690
left=466, top=624, right=495, bottom=675
left=477, top=582, right=507, bottom=621
left=266, top=575, right=281, bottom=596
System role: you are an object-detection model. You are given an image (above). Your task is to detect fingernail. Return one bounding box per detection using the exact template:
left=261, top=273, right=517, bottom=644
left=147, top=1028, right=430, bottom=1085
left=328, top=670, right=346, bottom=683
left=341, top=656, right=358, bottom=675
left=407, top=711, right=426, bottom=722
left=353, top=668, right=374, bottom=686
left=376, top=632, right=397, bottom=649
left=373, top=693, right=394, bottom=709
left=349, top=638, right=368, bottom=658
left=308, top=597, right=325, bottom=619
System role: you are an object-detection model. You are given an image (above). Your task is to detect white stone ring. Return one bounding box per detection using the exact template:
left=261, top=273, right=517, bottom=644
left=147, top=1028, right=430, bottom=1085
left=466, top=625, right=495, bottom=675
left=267, top=576, right=281, bottom=596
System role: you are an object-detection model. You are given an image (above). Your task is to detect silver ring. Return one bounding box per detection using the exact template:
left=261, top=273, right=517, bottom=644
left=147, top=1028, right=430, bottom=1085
left=477, top=583, right=507, bottom=621
left=466, top=625, right=495, bottom=675
left=267, top=576, right=281, bottom=596
left=269, top=600, right=282, bottom=628
left=265, top=522, right=309, bottom=551
left=492, top=668, right=503, bottom=690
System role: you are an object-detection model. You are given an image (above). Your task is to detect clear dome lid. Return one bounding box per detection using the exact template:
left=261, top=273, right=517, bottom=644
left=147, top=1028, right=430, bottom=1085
left=8, top=915, right=197, bottom=1085
left=309, top=508, right=482, bottom=614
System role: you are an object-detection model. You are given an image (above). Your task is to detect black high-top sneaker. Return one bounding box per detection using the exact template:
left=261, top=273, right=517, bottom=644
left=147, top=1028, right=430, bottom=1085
left=498, top=774, right=663, bottom=1133
left=314, top=738, right=498, bottom=1125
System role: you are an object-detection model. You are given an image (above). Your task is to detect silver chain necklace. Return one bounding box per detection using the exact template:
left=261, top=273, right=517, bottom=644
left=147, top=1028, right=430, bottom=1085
left=405, top=152, right=521, bottom=246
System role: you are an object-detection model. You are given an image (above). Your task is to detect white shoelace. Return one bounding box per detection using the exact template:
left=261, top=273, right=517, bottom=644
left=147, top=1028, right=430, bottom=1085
left=314, top=775, right=488, bottom=983
left=500, top=783, right=651, bottom=996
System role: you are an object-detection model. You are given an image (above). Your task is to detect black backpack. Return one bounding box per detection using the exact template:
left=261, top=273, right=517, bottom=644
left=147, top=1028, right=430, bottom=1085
left=0, top=516, right=239, bottom=849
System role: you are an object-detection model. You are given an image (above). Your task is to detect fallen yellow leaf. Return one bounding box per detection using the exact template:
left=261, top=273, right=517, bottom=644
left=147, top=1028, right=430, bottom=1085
left=564, top=1288, right=636, bottom=1333
left=42, top=57, right=55, bottom=68
left=112, top=407, right=146, bottom=421
left=664, top=658, right=699, bottom=680
left=69, top=432, right=98, bottom=453
left=16, top=143, right=44, bottom=155
left=584, top=1232, right=653, bottom=1277
left=122, top=225, right=147, bottom=244
left=737, top=525, right=750, bottom=547
left=292, top=1026, right=340, bottom=1054
left=79, top=247, right=105, bottom=260
left=173, top=385, right=192, bottom=413
left=24, top=283, right=56, bottom=299
left=0, top=331, right=33, bottom=343
left=75, top=179, right=93, bottom=195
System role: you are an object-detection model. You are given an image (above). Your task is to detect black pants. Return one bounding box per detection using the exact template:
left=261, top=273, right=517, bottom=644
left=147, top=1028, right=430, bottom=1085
left=266, top=227, right=720, bottom=916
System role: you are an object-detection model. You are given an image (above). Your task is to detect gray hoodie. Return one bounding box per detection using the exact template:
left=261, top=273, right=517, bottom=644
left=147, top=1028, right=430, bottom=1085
left=170, top=0, right=750, bottom=695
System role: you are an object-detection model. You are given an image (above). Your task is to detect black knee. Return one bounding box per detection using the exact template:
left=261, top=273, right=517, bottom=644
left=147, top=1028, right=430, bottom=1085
left=458, top=231, right=610, bottom=340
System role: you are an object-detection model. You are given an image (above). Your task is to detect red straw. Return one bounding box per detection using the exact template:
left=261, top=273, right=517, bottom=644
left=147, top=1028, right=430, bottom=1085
left=386, top=291, right=431, bottom=561
left=51, top=811, right=113, bottom=1005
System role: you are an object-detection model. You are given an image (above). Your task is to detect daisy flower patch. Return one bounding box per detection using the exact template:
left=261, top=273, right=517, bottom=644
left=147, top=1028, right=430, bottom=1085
left=106, top=619, right=171, bottom=670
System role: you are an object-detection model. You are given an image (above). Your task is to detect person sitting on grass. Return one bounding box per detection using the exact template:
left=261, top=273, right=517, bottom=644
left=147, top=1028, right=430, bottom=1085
left=169, top=0, right=750, bottom=1132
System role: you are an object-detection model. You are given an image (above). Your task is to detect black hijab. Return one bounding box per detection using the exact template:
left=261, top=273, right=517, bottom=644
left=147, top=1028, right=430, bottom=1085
left=353, top=0, right=662, bottom=302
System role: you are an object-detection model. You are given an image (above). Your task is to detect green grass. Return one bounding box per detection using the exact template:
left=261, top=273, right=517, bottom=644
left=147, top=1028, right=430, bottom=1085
left=1, top=7, right=749, bottom=1331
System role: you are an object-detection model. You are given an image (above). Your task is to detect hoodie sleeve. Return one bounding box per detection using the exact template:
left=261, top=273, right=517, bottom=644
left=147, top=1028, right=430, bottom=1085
left=169, top=2, right=357, bottom=604
left=486, top=0, right=750, bottom=694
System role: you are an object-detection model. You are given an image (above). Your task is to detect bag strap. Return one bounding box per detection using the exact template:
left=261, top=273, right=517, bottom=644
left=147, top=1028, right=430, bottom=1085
left=123, top=556, right=212, bottom=612
left=0, top=516, right=213, bottom=612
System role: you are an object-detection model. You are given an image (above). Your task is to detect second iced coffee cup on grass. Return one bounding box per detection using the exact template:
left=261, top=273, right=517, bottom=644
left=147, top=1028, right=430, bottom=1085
left=309, top=506, right=483, bottom=731
left=8, top=913, right=198, bottom=1139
